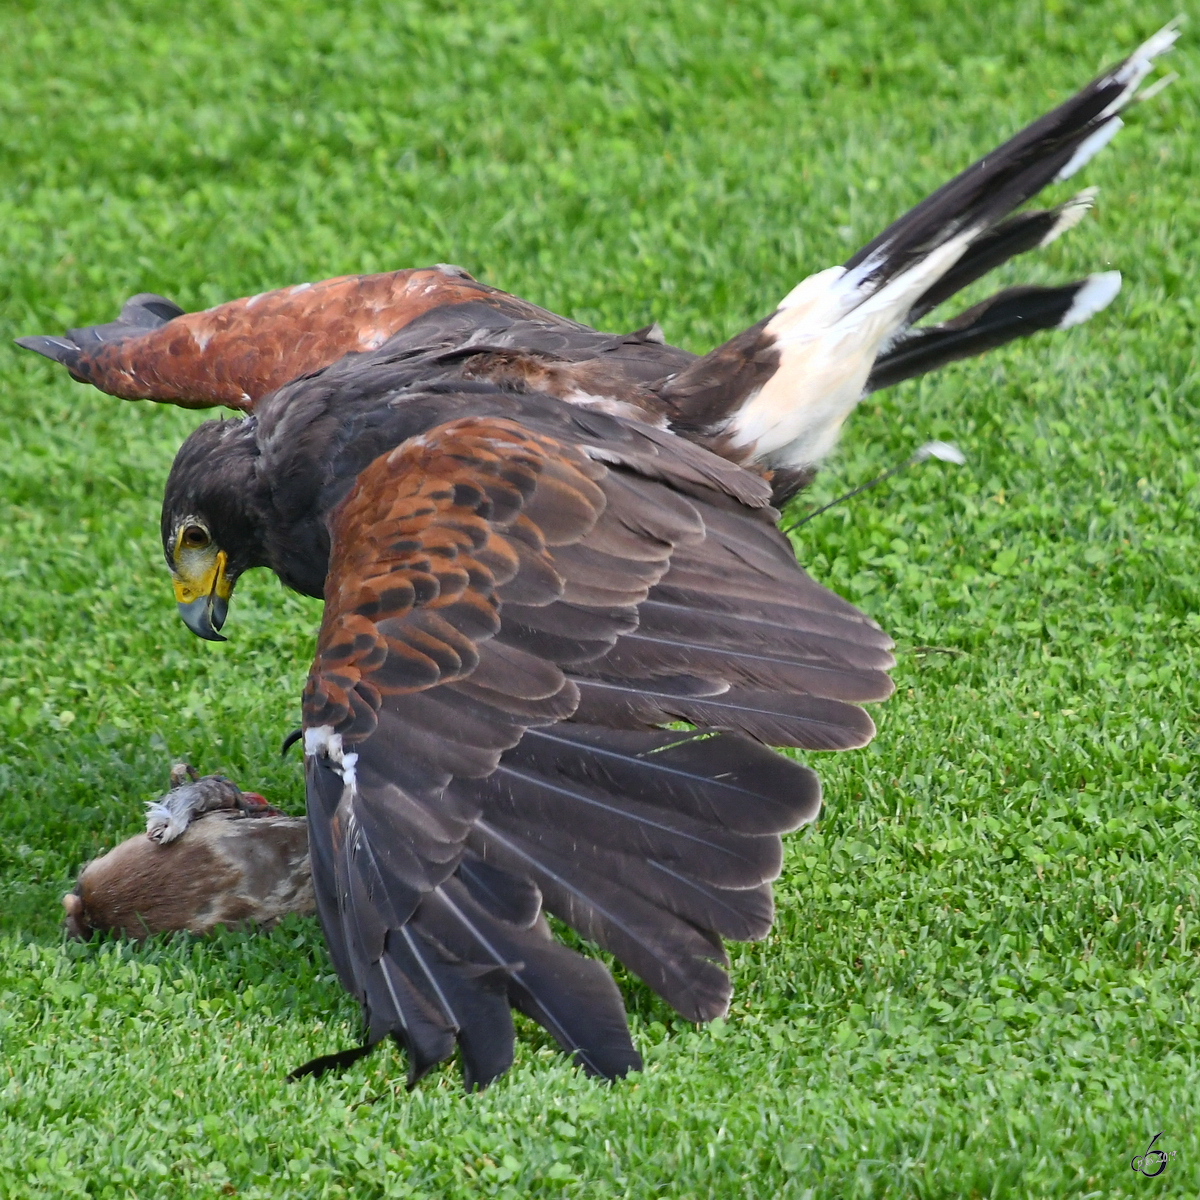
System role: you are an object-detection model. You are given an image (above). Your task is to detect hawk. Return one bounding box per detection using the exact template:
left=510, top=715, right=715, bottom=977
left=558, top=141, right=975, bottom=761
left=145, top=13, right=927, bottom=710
left=19, top=28, right=1175, bottom=1088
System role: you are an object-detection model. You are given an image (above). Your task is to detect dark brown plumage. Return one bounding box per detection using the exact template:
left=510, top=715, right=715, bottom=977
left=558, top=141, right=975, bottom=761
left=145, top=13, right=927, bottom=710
left=21, top=29, right=1173, bottom=1089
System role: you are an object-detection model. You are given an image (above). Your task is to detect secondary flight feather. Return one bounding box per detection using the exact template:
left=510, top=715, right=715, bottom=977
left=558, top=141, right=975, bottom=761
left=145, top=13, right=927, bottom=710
left=17, top=26, right=1176, bottom=1087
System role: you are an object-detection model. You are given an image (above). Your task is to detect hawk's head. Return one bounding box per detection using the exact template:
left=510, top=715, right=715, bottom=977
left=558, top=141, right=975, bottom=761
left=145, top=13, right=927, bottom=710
left=161, top=418, right=266, bottom=641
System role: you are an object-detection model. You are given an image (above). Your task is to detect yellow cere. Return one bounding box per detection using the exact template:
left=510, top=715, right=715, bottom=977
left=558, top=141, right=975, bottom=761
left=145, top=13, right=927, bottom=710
left=172, top=547, right=231, bottom=605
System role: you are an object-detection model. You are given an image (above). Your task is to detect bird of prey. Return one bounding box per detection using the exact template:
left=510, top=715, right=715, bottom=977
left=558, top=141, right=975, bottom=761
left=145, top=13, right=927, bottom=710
left=19, top=28, right=1176, bottom=1089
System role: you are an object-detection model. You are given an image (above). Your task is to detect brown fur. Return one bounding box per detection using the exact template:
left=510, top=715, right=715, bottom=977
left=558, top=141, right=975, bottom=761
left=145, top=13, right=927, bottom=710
left=64, top=813, right=313, bottom=940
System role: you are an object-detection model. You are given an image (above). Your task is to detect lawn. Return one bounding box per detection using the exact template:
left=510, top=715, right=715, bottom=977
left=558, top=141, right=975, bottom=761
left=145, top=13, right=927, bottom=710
left=1, top=1, right=1198, bottom=1196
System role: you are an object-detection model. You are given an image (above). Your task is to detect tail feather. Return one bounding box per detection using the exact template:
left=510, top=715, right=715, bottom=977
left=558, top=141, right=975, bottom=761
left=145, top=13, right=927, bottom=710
left=906, top=189, right=1097, bottom=323
left=867, top=273, right=1122, bottom=393
left=659, top=25, right=1175, bottom=470
left=844, top=25, right=1177, bottom=285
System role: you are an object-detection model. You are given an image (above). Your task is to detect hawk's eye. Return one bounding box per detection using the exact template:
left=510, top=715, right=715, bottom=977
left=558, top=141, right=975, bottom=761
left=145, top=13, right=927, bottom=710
left=180, top=524, right=210, bottom=550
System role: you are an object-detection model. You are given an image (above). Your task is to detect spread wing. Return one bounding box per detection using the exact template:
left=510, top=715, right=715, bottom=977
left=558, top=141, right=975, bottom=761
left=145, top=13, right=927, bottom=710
left=15, top=267, right=555, bottom=410
left=16, top=264, right=697, bottom=426
left=301, top=412, right=893, bottom=1088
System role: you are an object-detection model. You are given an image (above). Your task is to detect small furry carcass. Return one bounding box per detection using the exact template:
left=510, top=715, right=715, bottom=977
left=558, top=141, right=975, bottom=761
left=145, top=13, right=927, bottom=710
left=63, top=764, right=314, bottom=939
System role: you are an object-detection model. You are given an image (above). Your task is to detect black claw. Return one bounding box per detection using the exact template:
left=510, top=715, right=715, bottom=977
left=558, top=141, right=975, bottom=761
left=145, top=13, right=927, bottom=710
left=280, top=728, right=304, bottom=758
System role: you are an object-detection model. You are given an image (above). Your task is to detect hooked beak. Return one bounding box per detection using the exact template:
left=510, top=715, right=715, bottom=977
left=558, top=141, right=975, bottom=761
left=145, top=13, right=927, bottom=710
left=173, top=550, right=233, bottom=642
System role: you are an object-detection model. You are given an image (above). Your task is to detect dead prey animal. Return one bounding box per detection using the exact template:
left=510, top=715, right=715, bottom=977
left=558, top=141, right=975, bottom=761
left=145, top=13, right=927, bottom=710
left=62, top=765, right=313, bottom=940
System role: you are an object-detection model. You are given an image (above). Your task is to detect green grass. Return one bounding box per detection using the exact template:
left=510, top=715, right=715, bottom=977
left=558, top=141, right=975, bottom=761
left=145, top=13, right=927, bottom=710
left=1, top=1, right=1198, bottom=1196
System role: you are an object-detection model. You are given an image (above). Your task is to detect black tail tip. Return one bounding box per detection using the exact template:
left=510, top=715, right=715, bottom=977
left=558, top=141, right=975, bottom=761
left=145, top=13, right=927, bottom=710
left=14, top=334, right=82, bottom=369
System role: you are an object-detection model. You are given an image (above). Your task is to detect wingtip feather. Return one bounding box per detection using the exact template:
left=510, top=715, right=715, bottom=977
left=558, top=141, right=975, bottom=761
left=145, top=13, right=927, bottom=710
left=14, top=334, right=81, bottom=368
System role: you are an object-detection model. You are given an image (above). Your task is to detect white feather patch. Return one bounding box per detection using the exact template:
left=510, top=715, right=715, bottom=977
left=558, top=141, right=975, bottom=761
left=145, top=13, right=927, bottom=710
left=1059, top=272, right=1122, bottom=329
left=304, top=724, right=345, bottom=762
left=304, top=724, right=358, bottom=792
left=916, top=441, right=966, bottom=465
left=1040, top=188, right=1098, bottom=246
left=775, top=265, right=847, bottom=313
left=340, top=752, right=359, bottom=792
left=564, top=389, right=666, bottom=426
left=726, top=230, right=977, bottom=469
left=1101, top=21, right=1182, bottom=117
left=1134, top=71, right=1178, bottom=106
left=1055, top=118, right=1123, bottom=181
